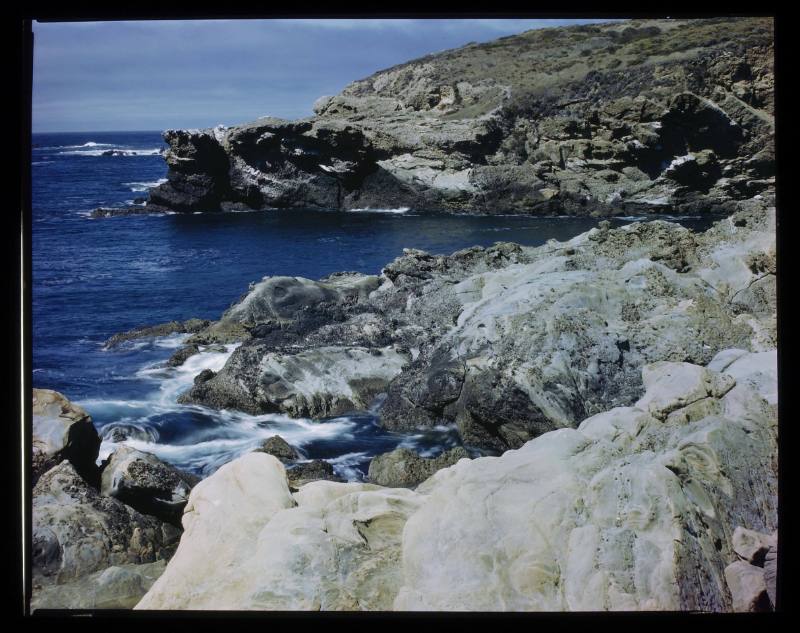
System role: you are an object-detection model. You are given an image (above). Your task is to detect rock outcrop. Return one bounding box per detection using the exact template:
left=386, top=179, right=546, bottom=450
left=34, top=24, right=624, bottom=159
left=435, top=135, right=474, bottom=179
left=136, top=349, right=778, bottom=611
left=32, top=389, right=101, bottom=487
left=32, top=461, right=180, bottom=589
left=100, top=446, right=201, bottom=527
left=174, top=203, right=775, bottom=456
left=136, top=18, right=773, bottom=217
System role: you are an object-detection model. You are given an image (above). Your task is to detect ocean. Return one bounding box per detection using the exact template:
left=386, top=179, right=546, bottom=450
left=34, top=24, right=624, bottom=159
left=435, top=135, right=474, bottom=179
left=31, top=130, right=723, bottom=479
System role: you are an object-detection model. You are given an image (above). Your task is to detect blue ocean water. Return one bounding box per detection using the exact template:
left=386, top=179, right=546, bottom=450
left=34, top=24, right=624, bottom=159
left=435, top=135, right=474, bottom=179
left=31, top=130, right=722, bottom=479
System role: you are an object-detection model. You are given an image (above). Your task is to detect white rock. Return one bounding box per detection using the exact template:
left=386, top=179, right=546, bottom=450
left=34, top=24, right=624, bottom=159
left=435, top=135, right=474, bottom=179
left=138, top=352, right=777, bottom=611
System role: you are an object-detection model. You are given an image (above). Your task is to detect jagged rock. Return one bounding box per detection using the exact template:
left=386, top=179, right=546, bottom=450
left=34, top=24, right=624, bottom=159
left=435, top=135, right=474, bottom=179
left=167, top=344, right=200, bottom=367
left=136, top=18, right=773, bottom=217
left=31, top=560, right=167, bottom=611
left=136, top=351, right=777, bottom=611
left=103, top=319, right=209, bottom=349
left=368, top=447, right=470, bottom=488
left=255, top=435, right=300, bottom=462
left=731, top=526, right=772, bottom=565
left=100, top=446, right=201, bottom=527
left=170, top=205, right=775, bottom=453
left=724, top=561, right=770, bottom=612
left=32, top=461, right=180, bottom=588
left=32, top=389, right=101, bottom=487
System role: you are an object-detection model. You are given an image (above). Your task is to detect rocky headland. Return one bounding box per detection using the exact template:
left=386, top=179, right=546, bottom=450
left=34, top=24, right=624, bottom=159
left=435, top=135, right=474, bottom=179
left=98, top=17, right=774, bottom=218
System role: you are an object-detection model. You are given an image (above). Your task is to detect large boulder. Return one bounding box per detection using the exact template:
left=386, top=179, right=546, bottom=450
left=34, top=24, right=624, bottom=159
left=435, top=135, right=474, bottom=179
left=179, top=345, right=410, bottom=418
left=32, top=389, right=101, bottom=487
left=32, top=461, right=180, bottom=589
left=100, top=446, right=201, bottom=527
left=136, top=351, right=777, bottom=611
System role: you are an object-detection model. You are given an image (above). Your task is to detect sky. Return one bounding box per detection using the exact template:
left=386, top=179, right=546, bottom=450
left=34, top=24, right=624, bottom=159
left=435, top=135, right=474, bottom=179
left=32, top=18, right=618, bottom=133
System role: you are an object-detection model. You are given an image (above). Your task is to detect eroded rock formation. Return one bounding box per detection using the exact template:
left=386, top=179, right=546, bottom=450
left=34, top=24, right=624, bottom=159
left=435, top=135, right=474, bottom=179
left=132, top=18, right=773, bottom=217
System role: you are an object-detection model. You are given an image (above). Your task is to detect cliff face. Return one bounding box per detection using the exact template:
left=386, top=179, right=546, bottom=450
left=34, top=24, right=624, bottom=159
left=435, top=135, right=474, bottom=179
left=144, top=17, right=774, bottom=216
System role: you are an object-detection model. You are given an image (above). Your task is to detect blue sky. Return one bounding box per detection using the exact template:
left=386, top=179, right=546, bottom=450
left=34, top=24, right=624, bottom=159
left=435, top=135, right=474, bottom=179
left=32, top=18, right=617, bottom=133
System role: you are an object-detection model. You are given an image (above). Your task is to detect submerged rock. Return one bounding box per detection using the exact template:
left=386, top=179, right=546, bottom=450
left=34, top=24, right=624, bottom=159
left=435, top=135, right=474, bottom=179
left=136, top=350, right=777, bottom=611
left=32, top=389, right=101, bottom=487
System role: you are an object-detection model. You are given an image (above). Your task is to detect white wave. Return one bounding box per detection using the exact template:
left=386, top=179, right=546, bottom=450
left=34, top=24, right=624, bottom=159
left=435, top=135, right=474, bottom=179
left=617, top=216, right=647, bottom=221
left=60, top=147, right=163, bottom=157
left=325, top=451, right=370, bottom=481
left=136, top=342, right=241, bottom=406
left=31, top=161, right=51, bottom=166
left=125, top=178, right=167, bottom=192
left=347, top=207, right=410, bottom=214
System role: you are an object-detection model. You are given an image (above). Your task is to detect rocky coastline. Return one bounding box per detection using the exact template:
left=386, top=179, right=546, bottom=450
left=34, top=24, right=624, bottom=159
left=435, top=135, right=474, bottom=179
left=32, top=198, right=778, bottom=611
left=32, top=16, right=778, bottom=613
left=95, top=18, right=774, bottom=219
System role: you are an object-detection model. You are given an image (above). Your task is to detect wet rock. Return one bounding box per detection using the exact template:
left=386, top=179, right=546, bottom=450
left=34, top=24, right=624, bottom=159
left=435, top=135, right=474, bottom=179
left=368, top=446, right=469, bottom=488
left=193, top=369, right=216, bottom=385
left=32, top=389, right=101, bottom=487
left=103, top=319, right=209, bottom=349
left=255, top=435, right=300, bottom=463
left=100, top=446, right=200, bottom=527
left=167, top=344, right=200, bottom=367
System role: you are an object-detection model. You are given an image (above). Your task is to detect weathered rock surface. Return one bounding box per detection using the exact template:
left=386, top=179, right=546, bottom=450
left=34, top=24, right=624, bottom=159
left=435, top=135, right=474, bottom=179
left=32, top=461, right=180, bottom=590
left=137, top=350, right=777, bottom=611
left=174, top=204, right=775, bottom=455
left=139, top=18, right=773, bottom=217
left=368, top=447, right=470, bottom=488
left=100, top=446, right=201, bottom=527
left=30, top=560, right=167, bottom=611
left=32, top=389, right=101, bottom=486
